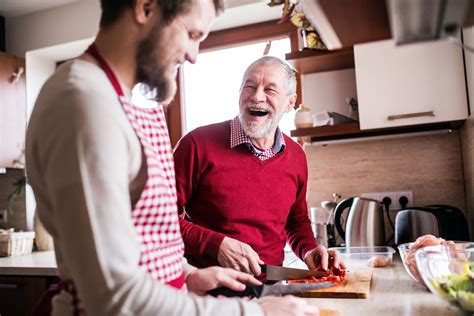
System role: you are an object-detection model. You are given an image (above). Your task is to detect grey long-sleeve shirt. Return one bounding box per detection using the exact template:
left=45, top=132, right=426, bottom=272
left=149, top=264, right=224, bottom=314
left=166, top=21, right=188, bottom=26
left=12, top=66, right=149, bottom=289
left=25, top=59, right=263, bottom=316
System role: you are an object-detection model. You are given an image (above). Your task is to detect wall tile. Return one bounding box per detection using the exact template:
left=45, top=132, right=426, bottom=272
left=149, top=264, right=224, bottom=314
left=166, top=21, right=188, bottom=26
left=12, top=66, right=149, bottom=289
left=305, top=131, right=468, bottom=241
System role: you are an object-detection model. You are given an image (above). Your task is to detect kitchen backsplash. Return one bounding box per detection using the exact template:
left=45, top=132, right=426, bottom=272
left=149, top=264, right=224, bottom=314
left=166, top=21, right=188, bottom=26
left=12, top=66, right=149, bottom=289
left=304, top=130, right=470, bottom=238
left=0, top=168, right=27, bottom=230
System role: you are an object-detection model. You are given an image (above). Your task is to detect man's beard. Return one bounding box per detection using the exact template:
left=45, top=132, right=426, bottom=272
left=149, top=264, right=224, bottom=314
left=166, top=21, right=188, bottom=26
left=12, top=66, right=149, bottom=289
left=135, top=27, right=176, bottom=104
left=238, top=103, right=284, bottom=139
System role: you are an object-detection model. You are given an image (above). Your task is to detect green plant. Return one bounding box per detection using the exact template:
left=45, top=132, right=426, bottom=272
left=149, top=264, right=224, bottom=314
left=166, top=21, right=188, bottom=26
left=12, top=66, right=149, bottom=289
left=6, top=175, right=27, bottom=213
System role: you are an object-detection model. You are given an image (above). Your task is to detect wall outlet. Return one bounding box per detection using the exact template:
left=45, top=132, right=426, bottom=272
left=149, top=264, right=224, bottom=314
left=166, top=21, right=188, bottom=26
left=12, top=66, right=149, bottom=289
left=361, top=191, right=414, bottom=211
left=0, top=210, right=7, bottom=224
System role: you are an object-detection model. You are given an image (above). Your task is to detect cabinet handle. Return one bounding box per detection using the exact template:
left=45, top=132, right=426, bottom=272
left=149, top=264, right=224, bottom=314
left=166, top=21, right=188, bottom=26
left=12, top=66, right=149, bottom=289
left=387, top=111, right=435, bottom=121
left=0, top=283, right=20, bottom=289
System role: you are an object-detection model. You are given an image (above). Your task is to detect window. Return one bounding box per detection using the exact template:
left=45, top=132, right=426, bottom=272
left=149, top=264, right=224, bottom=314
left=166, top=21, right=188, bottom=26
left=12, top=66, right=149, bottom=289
left=182, top=38, right=295, bottom=135
left=166, top=20, right=300, bottom=146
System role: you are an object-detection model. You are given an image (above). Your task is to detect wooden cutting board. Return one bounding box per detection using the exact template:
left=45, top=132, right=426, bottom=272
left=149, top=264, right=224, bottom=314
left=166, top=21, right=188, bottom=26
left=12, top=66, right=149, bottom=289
left=293, top=269, right=373, bottom=299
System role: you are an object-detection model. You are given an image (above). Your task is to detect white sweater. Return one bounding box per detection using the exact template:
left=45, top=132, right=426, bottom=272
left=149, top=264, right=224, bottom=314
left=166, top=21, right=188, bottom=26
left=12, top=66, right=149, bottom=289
left=25, top=59, right=263, bottom=316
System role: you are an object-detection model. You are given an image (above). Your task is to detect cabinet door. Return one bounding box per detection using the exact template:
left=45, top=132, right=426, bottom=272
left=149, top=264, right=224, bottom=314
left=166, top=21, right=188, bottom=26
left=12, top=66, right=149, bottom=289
left=0, top=52, right=26, bottom=168
left=0, top=276, right=49, bottom=315
left=354, top=39, right=468, bottom=130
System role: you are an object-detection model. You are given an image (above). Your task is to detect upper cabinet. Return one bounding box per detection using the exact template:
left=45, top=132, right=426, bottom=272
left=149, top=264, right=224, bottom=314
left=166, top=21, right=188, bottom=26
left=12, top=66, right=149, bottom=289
left=0, top=52, right=26, bottom=168
left=285, top=47, right=354, bottom=74
left=354, top=39, right=468, bottom=130
left=300, top=0, right=391, bottom=50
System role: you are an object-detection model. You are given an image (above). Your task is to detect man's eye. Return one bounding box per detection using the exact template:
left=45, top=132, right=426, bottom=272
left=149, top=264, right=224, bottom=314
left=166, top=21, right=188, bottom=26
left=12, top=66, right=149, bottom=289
left=189, top=32, right=201, bottom=40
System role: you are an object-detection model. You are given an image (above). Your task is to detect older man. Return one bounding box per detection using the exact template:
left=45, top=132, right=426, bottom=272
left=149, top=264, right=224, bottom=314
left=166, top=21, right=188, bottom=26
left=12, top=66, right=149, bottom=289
left=174, top=56, right=343, bottom=276
left=26, top=1, right=319, bottom=315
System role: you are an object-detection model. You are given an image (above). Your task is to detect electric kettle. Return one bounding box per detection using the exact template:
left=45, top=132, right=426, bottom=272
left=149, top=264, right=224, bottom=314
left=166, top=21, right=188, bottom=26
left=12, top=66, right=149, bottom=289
left=334, top=197, right=386, bottom=247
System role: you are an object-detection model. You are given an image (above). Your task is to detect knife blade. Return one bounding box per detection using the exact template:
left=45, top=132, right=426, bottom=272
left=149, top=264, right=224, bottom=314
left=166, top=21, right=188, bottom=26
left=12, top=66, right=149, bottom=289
left=261, top=264, right=328, bottom=281
left=207, top=281, right=336, bottom=298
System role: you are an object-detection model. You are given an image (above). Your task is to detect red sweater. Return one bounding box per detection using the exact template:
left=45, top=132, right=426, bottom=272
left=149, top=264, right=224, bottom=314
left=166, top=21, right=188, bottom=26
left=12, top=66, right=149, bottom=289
left=174, top=121, right=317, bottom=268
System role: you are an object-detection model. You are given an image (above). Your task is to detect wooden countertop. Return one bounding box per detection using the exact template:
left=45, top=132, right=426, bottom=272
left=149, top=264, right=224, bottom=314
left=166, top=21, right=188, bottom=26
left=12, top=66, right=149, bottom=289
left=0, top=251, right=58, bottom=276
left=284, top=253, right=464, bottom=316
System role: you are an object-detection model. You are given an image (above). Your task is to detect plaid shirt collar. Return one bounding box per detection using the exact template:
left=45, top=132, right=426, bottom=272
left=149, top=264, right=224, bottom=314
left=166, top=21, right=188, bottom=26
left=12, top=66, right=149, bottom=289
left=230, top=116, right=285, bottom=156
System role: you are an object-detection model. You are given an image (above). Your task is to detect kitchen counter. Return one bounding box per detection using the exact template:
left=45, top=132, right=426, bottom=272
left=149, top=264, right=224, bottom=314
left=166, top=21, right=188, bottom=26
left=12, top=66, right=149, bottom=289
left=284, top=253, right=464, bottom=316
left=0, top=251, right=466, bottom=315
left=0, top=251, right=58, bottom=276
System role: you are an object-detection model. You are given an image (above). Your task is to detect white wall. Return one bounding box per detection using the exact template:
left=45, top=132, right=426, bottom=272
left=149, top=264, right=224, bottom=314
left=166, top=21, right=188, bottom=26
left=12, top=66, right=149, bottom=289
left=301, top=69, right=357, bottom=118
left=5, top=0, right=100, bottom=57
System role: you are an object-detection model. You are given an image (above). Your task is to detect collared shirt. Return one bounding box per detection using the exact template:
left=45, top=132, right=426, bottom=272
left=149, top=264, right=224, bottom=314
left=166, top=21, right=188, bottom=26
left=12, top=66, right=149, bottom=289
left=230, top=116, right=285, bottom=161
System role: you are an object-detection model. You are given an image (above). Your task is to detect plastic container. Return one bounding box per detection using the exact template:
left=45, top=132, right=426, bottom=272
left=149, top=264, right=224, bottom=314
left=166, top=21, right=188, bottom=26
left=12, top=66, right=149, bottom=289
left=329, top=246, right=396, bottom=268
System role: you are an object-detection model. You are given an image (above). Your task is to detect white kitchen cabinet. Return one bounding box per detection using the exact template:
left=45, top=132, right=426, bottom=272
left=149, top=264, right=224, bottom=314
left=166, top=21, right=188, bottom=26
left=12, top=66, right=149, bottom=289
left=354, top=39, right=468, bottom=130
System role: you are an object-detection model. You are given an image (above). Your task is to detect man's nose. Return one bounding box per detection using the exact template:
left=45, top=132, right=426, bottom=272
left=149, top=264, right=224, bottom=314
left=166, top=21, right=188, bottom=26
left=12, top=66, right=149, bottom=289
left=185, top=43, right=199, bottom=64
left=250, top=87, right=266, bottom=103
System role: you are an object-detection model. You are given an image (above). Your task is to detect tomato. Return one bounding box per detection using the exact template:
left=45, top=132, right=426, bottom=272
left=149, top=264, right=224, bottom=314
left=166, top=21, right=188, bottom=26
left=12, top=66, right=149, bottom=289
left=287, top=267, right=346, bottom=285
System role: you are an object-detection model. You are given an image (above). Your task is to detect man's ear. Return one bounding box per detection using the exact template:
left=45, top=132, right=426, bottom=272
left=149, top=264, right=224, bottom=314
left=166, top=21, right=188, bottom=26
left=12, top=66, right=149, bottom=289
left=286, top=93, right=297, bottom=112
left=134, top=0, right=155, bottom=25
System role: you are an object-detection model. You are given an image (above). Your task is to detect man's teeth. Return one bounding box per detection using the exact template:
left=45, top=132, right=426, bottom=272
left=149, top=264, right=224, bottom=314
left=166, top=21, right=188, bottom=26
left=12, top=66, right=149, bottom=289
left=248, top=108, right=269, bottom=117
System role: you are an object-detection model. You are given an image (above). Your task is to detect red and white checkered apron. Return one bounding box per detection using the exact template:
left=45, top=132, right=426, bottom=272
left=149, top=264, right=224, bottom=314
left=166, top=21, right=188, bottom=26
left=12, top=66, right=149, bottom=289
left=86, top=44, right=185, bottom=289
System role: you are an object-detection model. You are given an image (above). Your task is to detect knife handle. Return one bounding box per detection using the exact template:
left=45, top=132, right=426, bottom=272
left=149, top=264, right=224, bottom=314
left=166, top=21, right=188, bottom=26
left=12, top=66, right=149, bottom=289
left=207, top=285, right=263, bottom=298
left=259, top=264, right=267, bottom=273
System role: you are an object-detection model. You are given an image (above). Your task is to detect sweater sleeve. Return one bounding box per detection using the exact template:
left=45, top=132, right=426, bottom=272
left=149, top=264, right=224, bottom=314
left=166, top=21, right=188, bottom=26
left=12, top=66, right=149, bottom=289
left=284, top=147, right=318, bottom=260
left=26, top=75, right=262, bottom=316
left=174, top=133, right=226, bottom=259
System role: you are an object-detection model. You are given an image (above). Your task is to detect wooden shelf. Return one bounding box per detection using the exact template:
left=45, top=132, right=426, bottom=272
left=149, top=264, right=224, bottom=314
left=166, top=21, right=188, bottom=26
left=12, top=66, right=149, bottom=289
left=291, top=122, right=360, bottom=138
left=285, top=48, right=354, bottom=74
left=291, top=121, right=465, bottom=142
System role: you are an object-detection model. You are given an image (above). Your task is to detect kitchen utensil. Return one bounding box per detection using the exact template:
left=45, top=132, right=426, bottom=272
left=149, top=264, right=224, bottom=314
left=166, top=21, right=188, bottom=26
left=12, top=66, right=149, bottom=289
left=320, top=193, right=341, bottom=247
left=415, top=243, right=474, bottom=313
left=207, top=281, right=336, bottom=298
left=261, top=264, right=328, bottom=281
left=395, top=205, right=470, bottom=245
left=309, top=207, right=330, bottom=247
left=291, top=269, right=373, bottom=299
left=334, top=197, right=385, bottom=247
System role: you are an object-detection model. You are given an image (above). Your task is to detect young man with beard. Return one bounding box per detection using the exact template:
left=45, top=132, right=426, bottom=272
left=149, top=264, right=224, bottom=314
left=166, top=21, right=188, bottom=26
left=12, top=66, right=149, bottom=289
left=26, top=1, right=319, bottom=315
left=174, top=57, right=345, bottom=276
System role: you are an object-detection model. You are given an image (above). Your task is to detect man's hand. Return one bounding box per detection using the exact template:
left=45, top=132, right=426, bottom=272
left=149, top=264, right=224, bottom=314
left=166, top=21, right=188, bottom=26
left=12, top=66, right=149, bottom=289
left=217, top=237, right=264, bottom=275
left=186, top=266, right=261, bottom=296
left=303, top=245, right=346, bottom=271
left=258, top=296, right=319, bottom=316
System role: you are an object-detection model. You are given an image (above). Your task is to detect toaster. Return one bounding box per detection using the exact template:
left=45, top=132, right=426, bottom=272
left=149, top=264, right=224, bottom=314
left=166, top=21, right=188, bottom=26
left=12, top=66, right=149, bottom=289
left=394, top=205, right=470, bottom=245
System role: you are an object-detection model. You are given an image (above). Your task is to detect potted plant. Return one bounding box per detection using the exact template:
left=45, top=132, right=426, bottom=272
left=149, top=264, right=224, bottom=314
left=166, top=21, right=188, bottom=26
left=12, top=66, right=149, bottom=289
left=6, top=175, right=27, bottom=215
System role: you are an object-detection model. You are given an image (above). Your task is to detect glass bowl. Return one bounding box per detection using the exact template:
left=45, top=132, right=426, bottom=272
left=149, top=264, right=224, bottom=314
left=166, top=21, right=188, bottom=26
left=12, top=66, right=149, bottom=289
left=415, top=243, right=474, bottom=313
left=398, top=242, right=425, bottom=284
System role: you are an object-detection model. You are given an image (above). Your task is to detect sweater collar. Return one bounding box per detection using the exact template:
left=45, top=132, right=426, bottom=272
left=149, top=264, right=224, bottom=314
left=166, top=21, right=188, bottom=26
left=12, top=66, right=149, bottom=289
left=230, top=116, right=285, bottom=154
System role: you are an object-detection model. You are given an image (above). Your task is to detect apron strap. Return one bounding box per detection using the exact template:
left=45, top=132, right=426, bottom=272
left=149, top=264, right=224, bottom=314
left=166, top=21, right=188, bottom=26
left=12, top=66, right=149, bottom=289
left=33, top=280, right=83, bottom=316
left=86, top=43, right=125, bottom=97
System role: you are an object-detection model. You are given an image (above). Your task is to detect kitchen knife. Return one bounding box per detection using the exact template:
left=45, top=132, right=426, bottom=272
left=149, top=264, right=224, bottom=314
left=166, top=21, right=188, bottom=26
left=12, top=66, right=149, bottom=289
left=261, top=264, right=328, bottom=281
left=207, top=281, right=336, bottom=298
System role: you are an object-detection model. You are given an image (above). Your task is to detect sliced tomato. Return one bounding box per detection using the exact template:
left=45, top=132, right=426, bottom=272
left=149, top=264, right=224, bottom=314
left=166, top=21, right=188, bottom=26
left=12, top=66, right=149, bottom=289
left=287, top=267, right=346, bottom=285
